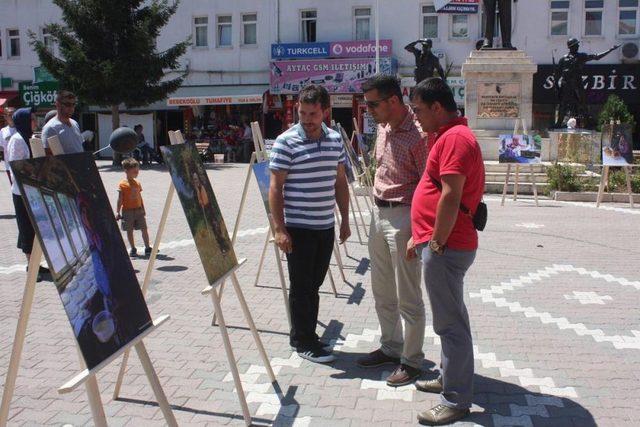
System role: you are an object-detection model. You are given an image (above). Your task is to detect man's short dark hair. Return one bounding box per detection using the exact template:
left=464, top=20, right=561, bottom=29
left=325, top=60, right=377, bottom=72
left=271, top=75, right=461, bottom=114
left=298, top=84, right=330, bottom=110
left=361, top=74, right=403, bottom=104
left=134, top=124, right=143, bottom=131
left=412, top=78, right=457, bottom=112
left=56, top=90, right=76, bottom=103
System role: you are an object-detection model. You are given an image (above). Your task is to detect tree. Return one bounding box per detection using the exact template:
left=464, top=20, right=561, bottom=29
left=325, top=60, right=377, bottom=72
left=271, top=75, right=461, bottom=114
left=597, top=94, right=636, bottom=130
left=29, top=0, right=189, bottom=132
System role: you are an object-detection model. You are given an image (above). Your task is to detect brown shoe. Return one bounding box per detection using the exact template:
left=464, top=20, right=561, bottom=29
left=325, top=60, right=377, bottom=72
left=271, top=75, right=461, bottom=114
left=415, top=376, right=443, bottom=394
left=386, top=364, right=421, bottom=387
left=418, top=404, right=470, bottom=425
left=356, top=349, right=400, bottom=368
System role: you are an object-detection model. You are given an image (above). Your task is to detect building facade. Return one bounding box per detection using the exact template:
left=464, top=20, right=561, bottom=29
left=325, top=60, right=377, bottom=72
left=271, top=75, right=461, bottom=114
left=1, top=0, right=638, bottom=149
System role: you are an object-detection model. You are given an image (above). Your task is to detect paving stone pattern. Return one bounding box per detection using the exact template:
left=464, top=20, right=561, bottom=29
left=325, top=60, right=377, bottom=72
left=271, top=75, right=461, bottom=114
left=0, top=161, right=639, bottom=426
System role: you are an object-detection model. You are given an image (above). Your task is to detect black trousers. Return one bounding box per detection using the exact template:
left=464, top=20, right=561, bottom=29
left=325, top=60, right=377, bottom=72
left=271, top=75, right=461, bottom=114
left=13, top=194, right=35, bottom=254
left=286, top=226, right=335, bottom=349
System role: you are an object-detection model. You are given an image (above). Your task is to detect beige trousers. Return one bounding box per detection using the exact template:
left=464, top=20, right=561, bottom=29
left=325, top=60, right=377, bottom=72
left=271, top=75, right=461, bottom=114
left=368, top=205, right=425, bottom=368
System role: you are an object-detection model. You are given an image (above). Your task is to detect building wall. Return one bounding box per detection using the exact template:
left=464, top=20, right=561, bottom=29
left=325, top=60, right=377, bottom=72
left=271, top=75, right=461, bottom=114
left=0, top=0, right=637, bottom=88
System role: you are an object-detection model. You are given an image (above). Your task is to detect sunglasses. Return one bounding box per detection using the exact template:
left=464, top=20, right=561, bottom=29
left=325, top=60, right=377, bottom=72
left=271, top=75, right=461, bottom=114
left=365, top=96, right=391, bottom=109
left=61, top=101, right=77, bottom=107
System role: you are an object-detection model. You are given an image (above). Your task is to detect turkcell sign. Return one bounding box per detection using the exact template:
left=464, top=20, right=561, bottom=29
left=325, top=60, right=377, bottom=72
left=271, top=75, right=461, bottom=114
left=271, top=40, right=393, bottom=60
left=434, top=0, right=479, bottom=13
left=19, top=81, right=59, bottom=108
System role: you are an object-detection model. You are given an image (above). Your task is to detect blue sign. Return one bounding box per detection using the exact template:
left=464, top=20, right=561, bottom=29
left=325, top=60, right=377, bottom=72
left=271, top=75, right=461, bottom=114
left=438, top=4, right=479, bottom=13
left=271, top=42, right=330, bottom=60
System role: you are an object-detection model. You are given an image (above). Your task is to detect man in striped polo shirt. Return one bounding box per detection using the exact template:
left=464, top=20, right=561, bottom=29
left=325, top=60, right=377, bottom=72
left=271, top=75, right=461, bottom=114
left=269, top=84, right=351, bottom=364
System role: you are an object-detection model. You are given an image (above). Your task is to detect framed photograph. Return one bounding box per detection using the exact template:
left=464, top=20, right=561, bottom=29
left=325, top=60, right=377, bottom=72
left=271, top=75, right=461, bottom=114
left=498, top=134, right=542, bottom=164
left=252, top=160, right=271, bottom=214
left=11, top=153, right=153, bottom=370
left=161, top=143, right=238, bottom=286
left=601, top=124, right=634, bottom=166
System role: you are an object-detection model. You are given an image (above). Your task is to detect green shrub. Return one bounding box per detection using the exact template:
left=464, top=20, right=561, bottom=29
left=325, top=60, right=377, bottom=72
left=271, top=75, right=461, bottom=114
left=608, top=169, right=640, bottom=193
left=546, top=164, right=582, bottom=192
left=598, top=94, right=636, bottom=131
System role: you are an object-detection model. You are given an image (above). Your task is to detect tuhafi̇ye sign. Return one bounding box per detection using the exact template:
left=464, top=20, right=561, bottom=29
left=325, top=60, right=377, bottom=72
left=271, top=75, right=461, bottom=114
left=19, top=81, right=59, bottom=108
left=271, top=40, right=393, bottom=60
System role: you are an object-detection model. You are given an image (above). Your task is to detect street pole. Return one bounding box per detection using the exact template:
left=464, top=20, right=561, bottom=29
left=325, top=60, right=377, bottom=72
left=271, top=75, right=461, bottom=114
left=375, top=0, right=380, bottom=73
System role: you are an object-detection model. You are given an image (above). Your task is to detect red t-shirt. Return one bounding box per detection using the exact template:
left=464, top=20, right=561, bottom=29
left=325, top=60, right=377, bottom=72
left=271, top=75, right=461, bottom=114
left=411, top=118, right=485, bottom=250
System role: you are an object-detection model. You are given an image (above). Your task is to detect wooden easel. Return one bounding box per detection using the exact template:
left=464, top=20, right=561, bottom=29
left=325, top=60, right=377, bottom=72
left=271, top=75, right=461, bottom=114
left=1, top=136, right=177, bottom=427
left=596, top=165, right=636, bottom=208
left=112, top=131, right=277, bottom=426
left=501, top=119, right=540, bottom=207
left=352, top=117, right=376, bottom=207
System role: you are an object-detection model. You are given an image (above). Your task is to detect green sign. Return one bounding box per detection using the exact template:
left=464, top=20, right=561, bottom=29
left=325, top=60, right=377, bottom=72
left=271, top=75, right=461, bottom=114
left=0, top=77, right=13, bottom=89
left=19, top=81, right=59, bottom=108
left=34, top=66, right=56, bottom=83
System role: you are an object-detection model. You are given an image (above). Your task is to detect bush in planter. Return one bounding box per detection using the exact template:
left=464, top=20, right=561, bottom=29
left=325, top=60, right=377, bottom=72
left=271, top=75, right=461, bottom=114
left=597, top=94, right=636, bottom=131
left=608, top=169, right=640, bottom=193
left=546, top=164, right=582, bottom=192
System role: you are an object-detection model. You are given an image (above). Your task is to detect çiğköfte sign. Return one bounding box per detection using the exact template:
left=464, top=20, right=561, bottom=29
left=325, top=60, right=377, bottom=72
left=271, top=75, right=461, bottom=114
left=19, top=81, right=59, bottom=108
left=271, top=40, right=392, bottom=60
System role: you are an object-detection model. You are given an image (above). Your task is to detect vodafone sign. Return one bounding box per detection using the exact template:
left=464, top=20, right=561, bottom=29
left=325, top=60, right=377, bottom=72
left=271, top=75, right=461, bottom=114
left=329, top=40, right=392, bottom=58
left=167, top=94, right=263, bottom=106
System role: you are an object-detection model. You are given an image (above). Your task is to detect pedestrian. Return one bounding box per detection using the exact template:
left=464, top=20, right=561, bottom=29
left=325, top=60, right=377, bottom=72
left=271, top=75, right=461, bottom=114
left=356, top=74, right=428, bottom=387
left=41, top=90, right=84, bottom=154
left=115, top=157, right=152, bottom=257
left=134, top=124, right=161, bottom=165
left=409, top=78, right=485, bottom=425
left=1, top=107, right=17, bottom=184
left=269, top=84, right=351, bottom=364
left=7, top=107, right=50, bottom=281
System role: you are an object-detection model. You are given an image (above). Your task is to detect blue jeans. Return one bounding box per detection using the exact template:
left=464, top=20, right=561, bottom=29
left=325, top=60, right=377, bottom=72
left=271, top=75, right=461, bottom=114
left=420, top=243, right=476, bottom=409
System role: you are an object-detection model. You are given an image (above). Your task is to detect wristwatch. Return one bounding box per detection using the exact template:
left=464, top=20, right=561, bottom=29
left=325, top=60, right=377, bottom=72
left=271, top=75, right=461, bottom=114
left=428, top=239, right=445, bottom=256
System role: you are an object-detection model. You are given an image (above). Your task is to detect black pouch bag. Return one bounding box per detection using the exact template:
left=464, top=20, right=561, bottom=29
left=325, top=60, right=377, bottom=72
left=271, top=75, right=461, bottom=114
left=429, top=175, right=488, bottom=231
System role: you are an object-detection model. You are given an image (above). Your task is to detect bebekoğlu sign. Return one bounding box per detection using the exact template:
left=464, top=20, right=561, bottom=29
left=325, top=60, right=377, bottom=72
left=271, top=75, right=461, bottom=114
left=271, top=40, right=393, bottom=60
left=167, top=94, right=263, bottom=106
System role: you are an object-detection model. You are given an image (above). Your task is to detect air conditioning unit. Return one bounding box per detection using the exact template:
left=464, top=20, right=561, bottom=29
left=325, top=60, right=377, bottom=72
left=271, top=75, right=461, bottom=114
left=620, top=41, right=639, bottom=63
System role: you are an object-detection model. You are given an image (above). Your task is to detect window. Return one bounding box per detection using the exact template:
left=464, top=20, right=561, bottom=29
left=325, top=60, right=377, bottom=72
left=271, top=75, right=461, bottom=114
left=301, top=10, right=317, bottom=42
left=242, top=13, right=257, bottom=45
left=42, top=28, right=55, bottom=53
left=354, top=7, right=371, bottom=40
left=421, top=5, right=438, bottom=39
left=451, top=14, right=469, bottom=39
left=8, top=29, right=20, bottom=58
left=584, top=0, right=604, bottom=36
left=217, top=15, right=232, bottom=47
left=194, top=16, right=208, bottom=48
left=618, top=0, right=639, bottom=36
left=550, top=1, right=570, bottom=36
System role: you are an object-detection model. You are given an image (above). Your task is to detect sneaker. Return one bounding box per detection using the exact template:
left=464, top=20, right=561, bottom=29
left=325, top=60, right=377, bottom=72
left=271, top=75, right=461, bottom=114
left=318, top=339, right=333, bottom=351
left=386, top=364, right=421, bottom=387
left=417, top=404, right=470, bottom=426
left=356, top=349, right=400, bottom=369
left=129, top=248, right=137, bottom=257
left=38, top=266, right=50, bottom=275
left=415, top=376, right=443, bottom=394
left=297, top=345, right=336, bottom=364
left=145, top=247, right=152, bottom=256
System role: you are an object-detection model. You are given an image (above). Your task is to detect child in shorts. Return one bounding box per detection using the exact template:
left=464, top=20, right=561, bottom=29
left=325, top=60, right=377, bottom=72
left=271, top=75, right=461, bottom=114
left=116, top=158, right=151, bottom=257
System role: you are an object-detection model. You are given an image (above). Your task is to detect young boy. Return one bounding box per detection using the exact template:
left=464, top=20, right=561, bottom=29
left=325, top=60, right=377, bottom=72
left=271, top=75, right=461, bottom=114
left=116, top=158, right=151, bottom=257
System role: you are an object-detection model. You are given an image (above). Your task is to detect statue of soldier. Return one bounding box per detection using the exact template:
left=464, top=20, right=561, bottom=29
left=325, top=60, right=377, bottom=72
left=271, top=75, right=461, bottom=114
left=553, top=38, right=620, bottom=128
left=404, top=39, right=446, bottom=84
left=482, top=0, right=517, bottom=49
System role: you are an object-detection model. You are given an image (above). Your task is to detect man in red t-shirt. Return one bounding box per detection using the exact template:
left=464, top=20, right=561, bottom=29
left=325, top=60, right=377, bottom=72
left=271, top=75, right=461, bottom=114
left=408, top=78, right=485, bottom=426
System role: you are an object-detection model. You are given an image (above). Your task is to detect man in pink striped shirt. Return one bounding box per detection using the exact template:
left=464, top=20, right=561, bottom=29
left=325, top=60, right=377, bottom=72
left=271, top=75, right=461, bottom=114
left=357, top=75, right=429, bottom=387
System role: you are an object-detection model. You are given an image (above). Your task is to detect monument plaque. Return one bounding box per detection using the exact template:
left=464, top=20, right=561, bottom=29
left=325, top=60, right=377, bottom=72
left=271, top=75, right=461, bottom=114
left=477, top=82, right=521, bottom=119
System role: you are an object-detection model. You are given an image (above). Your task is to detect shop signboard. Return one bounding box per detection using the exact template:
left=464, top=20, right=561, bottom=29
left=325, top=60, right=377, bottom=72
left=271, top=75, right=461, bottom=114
left=167, top=94, right=263, bottom=106
left=271, top=40, right=392, bottom=60
left=533, top=64, right=639, bottom=105
left=434, top=0, right=479, bottom=13
left=270, top=57, right=396, bottom=94
left=19, top=81, right=59, bottom=108
left=34, top=66, right=56, bottom=83
left=331, top=94, right=353, bottom=108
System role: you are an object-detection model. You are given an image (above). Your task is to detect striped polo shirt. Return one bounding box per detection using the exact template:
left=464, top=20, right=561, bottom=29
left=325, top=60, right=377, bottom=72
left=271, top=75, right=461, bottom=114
left=269, top=123, right=345, bottom=230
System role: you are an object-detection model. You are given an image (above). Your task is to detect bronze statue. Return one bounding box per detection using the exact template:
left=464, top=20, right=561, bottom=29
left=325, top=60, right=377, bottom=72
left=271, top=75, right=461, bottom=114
left=404, top=39, right=445, bottom=84
left=482, top=0, right=517, bottom=49
left=553, top=38, right=620, bottom=128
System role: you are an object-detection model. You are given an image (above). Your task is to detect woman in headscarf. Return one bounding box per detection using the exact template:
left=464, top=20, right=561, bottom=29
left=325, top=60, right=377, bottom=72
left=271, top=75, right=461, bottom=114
left=7, top=107, right=50, bottom=280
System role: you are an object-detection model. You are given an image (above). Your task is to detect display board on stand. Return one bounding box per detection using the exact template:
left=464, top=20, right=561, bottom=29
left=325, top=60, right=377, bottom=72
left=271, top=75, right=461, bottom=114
left=500, top=119, right=540, bottom=207
left=596, top=122, right=636, bottom=209
left=1, top=143, right=176, bottom=427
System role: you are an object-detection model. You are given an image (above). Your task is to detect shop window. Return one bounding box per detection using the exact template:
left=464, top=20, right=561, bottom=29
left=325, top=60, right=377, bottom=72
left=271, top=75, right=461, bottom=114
left=618, top=0, right=639, bottom=36
left=8, top=29, right=20, bottom=58
left=451, top=14, right=469, bottom=39
left=354, top=7, right=371, bottom=40
left=42, top=27, right=55, bottom=54
left=194, top=16, right=208, bottom=48
left=584, top=0, right=604, bottom=36
left=301, top=10, right=317, bottom=42
left=422, top=4, right=438, bottom=39
left=242, top=13, right=257, bottom=45
left=550, top=1, right=570, bottom=36
left=217, top=15, right=232, bottom=47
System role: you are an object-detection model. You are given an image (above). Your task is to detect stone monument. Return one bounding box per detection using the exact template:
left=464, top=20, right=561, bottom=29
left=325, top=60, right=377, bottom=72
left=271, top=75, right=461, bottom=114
left=481, top=0, right=517, bottom=49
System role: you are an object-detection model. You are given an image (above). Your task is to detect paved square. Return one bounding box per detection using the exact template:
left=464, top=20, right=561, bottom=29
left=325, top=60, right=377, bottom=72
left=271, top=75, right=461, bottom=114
left=1, top=160, right=639, bottom=426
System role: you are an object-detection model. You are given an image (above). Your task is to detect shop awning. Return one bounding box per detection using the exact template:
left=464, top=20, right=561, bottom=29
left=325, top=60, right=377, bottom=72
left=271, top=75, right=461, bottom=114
left=166, top=85, right=269, bottom=107
left=0, top=91, right=18, bottom=110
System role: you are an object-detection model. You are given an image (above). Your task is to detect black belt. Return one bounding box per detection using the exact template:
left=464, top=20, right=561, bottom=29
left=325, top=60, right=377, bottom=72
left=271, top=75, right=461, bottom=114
left=374, top=197, right=406, bottom=208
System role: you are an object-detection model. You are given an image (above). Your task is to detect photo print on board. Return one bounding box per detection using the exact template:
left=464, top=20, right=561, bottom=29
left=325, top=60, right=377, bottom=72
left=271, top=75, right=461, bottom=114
left=601, top=123, right=634, bottom=166
left=11, top=153, right=153, bottom=370
left=498, top=134, right=542, bottom=164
